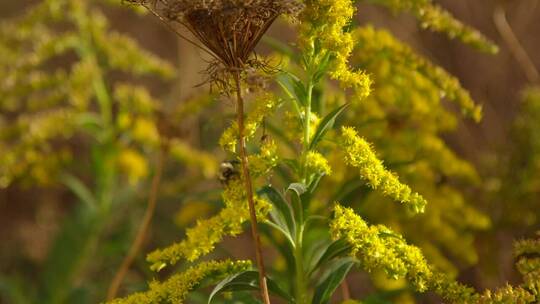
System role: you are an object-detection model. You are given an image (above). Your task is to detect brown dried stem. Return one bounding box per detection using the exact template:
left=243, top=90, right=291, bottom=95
left=341, top=279, right=351, bottom=301
left=234, top=69, right=271, bottom=304
left=494, top=4, right=539, bottom=84
left=106, top=144, right=167, bottom=301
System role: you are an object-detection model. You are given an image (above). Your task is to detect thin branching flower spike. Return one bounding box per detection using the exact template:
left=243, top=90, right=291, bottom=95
left=301, top=0, right=372, bottom=99
left=340, top=126, right=427, bottom=213
left=108, top=260, right=252, bottom=304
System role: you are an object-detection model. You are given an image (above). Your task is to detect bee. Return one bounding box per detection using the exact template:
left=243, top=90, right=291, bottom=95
left=218, top=160, right=240, bottom=184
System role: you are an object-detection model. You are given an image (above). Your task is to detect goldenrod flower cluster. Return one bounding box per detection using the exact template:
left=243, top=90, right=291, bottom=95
left=340, top=126, right=427, bottom=213
left=147, top=178, right=272, bottom=271
left=514, top=235, right=540, bottom=296
left=248, top=139, right=279, bottom=177
left=305, top=151, right=332, bottom=176
left=327, top=24, right=490, bottom=271
left=117, top=148, right=149, bottom=185
left=174, top=201, right=213, bottom=227
left=331, top=204, right=458, bottom=294
left=331, top=204, right=540, bottom=303
left=284, top=110, right=321, bottom=144
left=115, top=84, right=159, bottom=142
left=352, top=26, right=483, bottom=122
left=220, top=93, right=280, bottom=152
left=0, top=0, right=174, bottom=188
left=107, top=260, right=251, bottom=304
left=300, top=0, right=371, bottom=99
left=0, top=108, right=75, bottom=188
left=148, top=100, right=279, bottom=270
left=169, top=139, right=218, bottom=179
left=368, top=0, right=498, bottom=54
left=417, top=135, right=479, bottom=182
left=97, top=32, right=175, bottom=78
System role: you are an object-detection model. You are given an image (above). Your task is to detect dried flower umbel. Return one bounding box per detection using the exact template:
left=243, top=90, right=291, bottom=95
left=125, top=0, right=302, bottom=72
left=123, top=1, right=303, bottom=303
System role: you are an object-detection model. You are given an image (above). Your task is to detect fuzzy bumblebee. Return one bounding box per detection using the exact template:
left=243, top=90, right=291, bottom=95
left=218, top=160, right=240, bottom=184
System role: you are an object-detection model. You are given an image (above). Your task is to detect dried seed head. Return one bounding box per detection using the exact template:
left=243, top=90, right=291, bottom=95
left=126, top=0, right=303, bottom=69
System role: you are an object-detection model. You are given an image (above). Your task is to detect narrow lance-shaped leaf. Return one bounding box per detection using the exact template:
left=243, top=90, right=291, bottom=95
left=309, top=103, right=350, bottom=150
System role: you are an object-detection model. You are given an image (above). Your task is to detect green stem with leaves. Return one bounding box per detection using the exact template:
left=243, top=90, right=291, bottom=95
left=295, top=65, right=316, bottom=304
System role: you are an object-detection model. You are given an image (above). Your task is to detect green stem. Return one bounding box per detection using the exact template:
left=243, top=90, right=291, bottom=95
left=301, top=81, right=314, bottom=183
left=72, top=4, right=116, bottom=210
left=294, top=223, right=306, bottom=304
left=296, top=73, right=314, bottom=304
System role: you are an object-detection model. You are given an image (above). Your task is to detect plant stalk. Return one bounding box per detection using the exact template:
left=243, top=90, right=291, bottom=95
left=294, top=225, right=306, bottom=304
left=106, top=144, right=166, bottom=301
left=493, top=5, right=539, bottom=84
left=295, top=78, right=314, bottom=304
left=233, top=71, right=271, bottom=304
left=301, top=81, right=314, bottom=183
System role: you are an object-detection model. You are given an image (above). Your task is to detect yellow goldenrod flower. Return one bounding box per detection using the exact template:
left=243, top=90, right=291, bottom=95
left=352, top=26, right=483, bottom=122
left=248, top=139, right=279, bottom=177
left=132, top=118, right=160, bottom=146
left=369, top=0, right=498, bottom=54
left=514, top=235, right=540, bottom=294
left=330, top=204, right=474, bottom=300
left=305, top=151, right=332, bottom=176
left=340, top=126, right=427, bottom=213
left=147, top=179, right=271, bottom=271
left=219, top=93, right=280, bottom=153
left=174, top=201, right=213, bottom=227
left=301, top=0, right=372, bottom=99
left=169, top=139, right=218, bottom=179
left=117, top=148, right=149, bottom=185
left=331, top=205, right=540, bottom=303
left=284, top=110, right=321, bottom=144
left=107, top=260, right=251, bottom=304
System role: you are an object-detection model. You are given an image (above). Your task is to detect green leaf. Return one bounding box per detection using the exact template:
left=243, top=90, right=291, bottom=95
left=307, top=174, right=323, bottom=195
left=312, top=258, right=355, bottom=304
left=259, top=186, right=296, bottom=241
left=263, top=221, right=295, bottom=248
left=312, top=52, right=332, bottom=84
left=287, top=183, right=308, bottom=227
left=60, top=173, right=97, bottom=209
left=75, top=112, right=103, bottom=135
left=282, top=158, right=301, bottom=175
left=276, top=73, right=305, bottom=115
left=208, top=271, right=293, bottom=304
left=262, top=36, right=296, bottom=59
left=309, top=103, right=350, bottom=151
left=287, top=183, right=307, bottom=197
left=309, top=239, right=352, bottom=275
left=259, top=225, right=296, bottom=278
